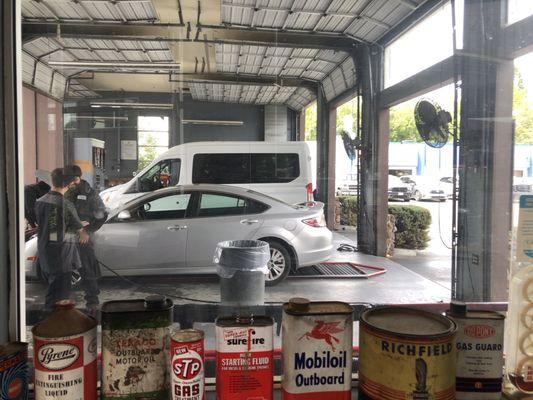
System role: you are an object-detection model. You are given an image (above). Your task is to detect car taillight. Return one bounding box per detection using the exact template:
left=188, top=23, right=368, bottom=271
left=302, top=214, right=326, bottom=227
left=306, top=183, right=314, bottom=202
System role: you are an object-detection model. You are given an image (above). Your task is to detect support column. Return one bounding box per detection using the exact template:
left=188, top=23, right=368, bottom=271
left=358, top=45, right=388, bottom=256
left=297, top=110, right=305, bottom=141
left=316, top=88, right=336, bottom=229
left=456, top=0, right=513, bottom=301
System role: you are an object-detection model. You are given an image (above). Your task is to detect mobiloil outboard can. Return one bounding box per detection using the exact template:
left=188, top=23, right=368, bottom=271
left=32, top=300, right=97, bottom=400
left=0, top=342, right=28, bottom=400
left=216, top=315, right=274, bottom=400
left=281, top=298, right=353, bottom=400
left=101, top=295, right=173, bottom=400
left=170, top=329, right=205, bottom=400
left=447, top=301, right=505, bottom=399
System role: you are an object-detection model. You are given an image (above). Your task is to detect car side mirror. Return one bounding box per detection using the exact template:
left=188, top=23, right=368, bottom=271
left=117, top=210, right=132, bottom=221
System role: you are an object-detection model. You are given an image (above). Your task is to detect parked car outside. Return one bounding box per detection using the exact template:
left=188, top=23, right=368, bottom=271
left=26, top=185, right=333, bottom=286
left=337, top=173, right=359, bottom=196
left=388, top=175, right=412, bottom=202
left=403, top=175, right=447, bottom=201
left=513, top=177, right=533, bottom=193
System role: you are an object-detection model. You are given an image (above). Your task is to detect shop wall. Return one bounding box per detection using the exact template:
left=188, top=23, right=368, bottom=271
left=22, top=86, right=63, bottom=184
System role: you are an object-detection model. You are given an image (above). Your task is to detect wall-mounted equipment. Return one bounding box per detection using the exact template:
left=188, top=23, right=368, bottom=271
left=73, top=138, right=106, bottom=192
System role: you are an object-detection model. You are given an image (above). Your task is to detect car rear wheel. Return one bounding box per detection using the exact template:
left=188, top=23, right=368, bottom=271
left=265, top=241, right=291, bottom=286
left=413, top=190, right=421, bottom=201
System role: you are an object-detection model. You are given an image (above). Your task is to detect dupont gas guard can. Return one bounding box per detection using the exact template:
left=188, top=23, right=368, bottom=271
left=0, top=342, right=28, bottom=400
left=32, top=300, right=97, bottom=400
left=215, top=315, right=274, bottom=400
left=447, top=301, right=505, bottom=399
left=359, top=306, right=457, bottom=400
left=281, top=298, right=353, bottom=400
left=101, top=295, right=173, bottom=400
left=170, top=329, right=205, bottom=400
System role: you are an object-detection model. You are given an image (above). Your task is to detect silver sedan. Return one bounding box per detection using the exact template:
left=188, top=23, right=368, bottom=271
left=26, top=185, right=333, bottom=285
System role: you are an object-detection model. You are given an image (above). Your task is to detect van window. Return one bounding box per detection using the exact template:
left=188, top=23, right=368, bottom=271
left=137, top=159, right=181, bottom=192
left=192, top=153, right=299, bottom=184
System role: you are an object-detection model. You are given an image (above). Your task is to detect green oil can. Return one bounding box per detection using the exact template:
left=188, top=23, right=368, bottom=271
left=101, top=295, right=173, bottom=400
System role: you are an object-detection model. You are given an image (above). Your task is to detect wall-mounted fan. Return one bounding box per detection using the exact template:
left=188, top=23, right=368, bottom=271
left=340, top=130, right=361, bottom=161
left=414, top=99, right=452, bottom=148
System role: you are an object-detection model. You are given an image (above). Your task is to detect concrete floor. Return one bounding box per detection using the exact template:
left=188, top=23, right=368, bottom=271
left=25, top=232, right=451, bottom=316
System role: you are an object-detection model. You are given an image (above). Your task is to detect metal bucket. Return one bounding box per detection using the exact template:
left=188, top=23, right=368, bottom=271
left=214, top=240, right=270, bottom=307
left=359, top=306, right=457, bottom=400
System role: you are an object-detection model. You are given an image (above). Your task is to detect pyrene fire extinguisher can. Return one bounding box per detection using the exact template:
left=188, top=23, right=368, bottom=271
left=215, top=315, right=274, bottom=400
left=32, top=300, right=97, bottom=400
left=170, top=329, right=205, bottom=400
left=281, top=298, right=353, bottom=400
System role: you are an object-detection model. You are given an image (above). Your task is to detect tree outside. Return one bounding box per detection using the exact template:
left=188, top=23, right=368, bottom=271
left=138, top=134, right=159, bottom=170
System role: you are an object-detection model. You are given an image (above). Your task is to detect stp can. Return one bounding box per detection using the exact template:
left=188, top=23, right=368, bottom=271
left=447, top=301, right=505, bottom=399
left=171, top=329, right=205, bottom=400
left=216, top=315, right=274, bottom=400
left=282, top=298, right=353, bottom=400
left=0, top=342, right=28, bottom=400
left=32, top=300, right=97, bottom=400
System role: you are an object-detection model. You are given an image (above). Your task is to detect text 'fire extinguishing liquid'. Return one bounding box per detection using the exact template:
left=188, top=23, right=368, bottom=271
left=281, top=298, right=353, bottom=400
left=32, top=300, right=97, bottom=400
left=171, top=329, right=205, bottom=400
left=216, top=315, right=274, bottom=400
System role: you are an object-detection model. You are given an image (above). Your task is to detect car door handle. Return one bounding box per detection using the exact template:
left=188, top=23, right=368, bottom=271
left=240, top=219, right=259, bottom=225
left=167, top=225, right=187, bottom=231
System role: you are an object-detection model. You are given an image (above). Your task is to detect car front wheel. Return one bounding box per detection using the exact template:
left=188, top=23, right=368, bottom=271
left=265, top=241, right=291, bottom=286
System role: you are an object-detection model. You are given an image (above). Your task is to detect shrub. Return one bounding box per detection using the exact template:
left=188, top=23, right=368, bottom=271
left=336, top=196, right=358, bottom=226
left=388, top=205, right=432, bottom=250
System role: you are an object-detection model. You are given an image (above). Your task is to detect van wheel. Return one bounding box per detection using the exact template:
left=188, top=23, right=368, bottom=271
left=265, top=241, right=291, bottom=286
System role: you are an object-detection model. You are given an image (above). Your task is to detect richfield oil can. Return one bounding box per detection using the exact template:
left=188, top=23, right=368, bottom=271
left=0, top=342, right=28, bottom=400
left=281, top=298, right=353, bottom=400
left=170, top=329, right=205, bottom=400
left=32, top=300, right=97, bottom=400
left=215, top=315, right=274, bottom=400
left=359, top=306, right=457, bottom=400
left=447, top=301, right=505, bottom=399
left=101, top=295, right=173, bottom=400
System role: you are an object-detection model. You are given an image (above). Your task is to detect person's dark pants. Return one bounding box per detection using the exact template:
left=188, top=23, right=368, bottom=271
left=43, top=271, right=71, bottom=310
left=79, top=243, right=100, bottom=306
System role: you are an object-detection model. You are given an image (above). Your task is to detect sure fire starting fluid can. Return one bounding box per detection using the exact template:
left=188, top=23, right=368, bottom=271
left=281, top=298, right=353, bottom=400
left=216, top=315, right=274, bottom=400
left=359, top=306, right=457, bottom=400
left=170, top=329, right=205, bottom=400
left=32, top=300, right=97, bottom=400
left=447, top=301, right=505, bottom=399
left=0, top=342, right=28, bottom=400
left=101, top=295, right=173, bottom=400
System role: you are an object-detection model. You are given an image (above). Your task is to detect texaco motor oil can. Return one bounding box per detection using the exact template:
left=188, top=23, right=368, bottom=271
left=281, top=298, right=353, bottom=400
left=32, top=300, right=97, bottom=400
left=447, top=301, right=505, bottom=399
left=215, top=315, right=274, bottom=400
left=0, top=342, right=28, bottom=400
left=359, top=306, right=457, bottom=400
left=170, top=329, right=205, bottom=400
left=101, top=295, right=173, bottom=400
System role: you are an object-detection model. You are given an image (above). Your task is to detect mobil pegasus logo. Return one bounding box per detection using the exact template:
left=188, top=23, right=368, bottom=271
left=38, top=344, right=80, bottom=370
left=299, top=320, right=344, bottom=351
left=464, top=325, right=495, bottom=339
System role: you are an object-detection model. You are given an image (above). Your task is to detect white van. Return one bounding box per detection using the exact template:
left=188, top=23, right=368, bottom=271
left=101, top=141, right=314, bottom=209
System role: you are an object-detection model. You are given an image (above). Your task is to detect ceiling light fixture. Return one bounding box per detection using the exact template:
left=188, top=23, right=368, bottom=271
left=182, top=119, right=244, bottom=126
left=90, top=102, right=174, bottom=109
left=49, top=61, right=181, bottom=69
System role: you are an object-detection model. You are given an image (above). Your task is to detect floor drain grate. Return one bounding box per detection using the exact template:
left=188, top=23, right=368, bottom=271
left=291, top=262, right=387, bottom=278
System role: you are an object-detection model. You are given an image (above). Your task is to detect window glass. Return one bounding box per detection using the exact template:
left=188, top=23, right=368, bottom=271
left=138, top=159, right=181, bottom=192
left=138, top=116, right=169, bottom=170
left=198, top=193, right=247, bottom=217
left=508, top=0, right=533, bottom=25
left=192, top=153, right=299, bottom=184
left=139, top=193, right=191, bottom=220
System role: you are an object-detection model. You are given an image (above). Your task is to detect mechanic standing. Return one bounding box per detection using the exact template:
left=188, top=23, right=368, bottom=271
left=65, top=165, right=108, bottom=312
left=35, top=167, right=89, bottom=310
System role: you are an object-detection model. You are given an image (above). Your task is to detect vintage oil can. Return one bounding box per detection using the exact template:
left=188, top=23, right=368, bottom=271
left=170, top=328, right=205, bottom=400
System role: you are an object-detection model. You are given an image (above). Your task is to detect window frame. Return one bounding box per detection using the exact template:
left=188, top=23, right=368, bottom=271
left=189, top=191, right=271, bottom=219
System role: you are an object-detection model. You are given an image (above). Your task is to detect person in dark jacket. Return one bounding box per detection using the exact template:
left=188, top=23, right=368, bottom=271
left=24, top=181, right=50, bottom=228
left=64, top=164, right=108, bottom=310
left=35, top=168, right=89, bottom=310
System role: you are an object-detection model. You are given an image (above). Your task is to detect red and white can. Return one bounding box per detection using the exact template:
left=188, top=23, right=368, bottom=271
left=171, top=329, right=205, bottom=400
left=282, top=298, right=353, bottom=400
left=32, top=300, right=97, bottom=400
left=215, top=315, right=274, bottom=400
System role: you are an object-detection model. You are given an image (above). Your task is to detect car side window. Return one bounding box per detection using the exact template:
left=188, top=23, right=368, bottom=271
left=137, top=193, right=191, bottom=220
left=198, top=193, right=247, bottom=217
left=138, top=159, right=181, bottom=192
